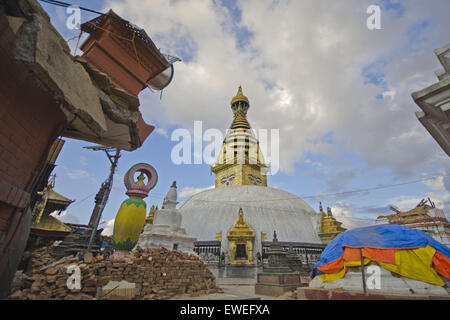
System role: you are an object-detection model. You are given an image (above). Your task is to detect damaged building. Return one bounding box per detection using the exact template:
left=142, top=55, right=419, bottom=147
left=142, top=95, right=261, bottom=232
left=0, top=0, right=176, bottom=298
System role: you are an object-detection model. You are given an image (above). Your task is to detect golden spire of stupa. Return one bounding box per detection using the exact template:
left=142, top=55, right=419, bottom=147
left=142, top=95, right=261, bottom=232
left=211, top=86, right=269, bottom=188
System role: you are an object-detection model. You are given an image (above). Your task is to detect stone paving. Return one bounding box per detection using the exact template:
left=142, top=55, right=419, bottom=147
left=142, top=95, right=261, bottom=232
left=171, top=266, right=276, bottom=300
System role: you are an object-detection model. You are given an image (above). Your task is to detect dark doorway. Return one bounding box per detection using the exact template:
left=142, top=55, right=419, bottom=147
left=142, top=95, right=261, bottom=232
left=235, top=244, right=247, bottom=259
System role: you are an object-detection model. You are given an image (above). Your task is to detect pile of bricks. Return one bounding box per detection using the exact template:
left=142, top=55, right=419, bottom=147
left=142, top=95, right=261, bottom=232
left=9, top=246, right=222, bottom=300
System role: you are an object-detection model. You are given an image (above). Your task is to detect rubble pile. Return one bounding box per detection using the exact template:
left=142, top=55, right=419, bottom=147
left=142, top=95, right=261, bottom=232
left=9, top=246, right=222, bottom=300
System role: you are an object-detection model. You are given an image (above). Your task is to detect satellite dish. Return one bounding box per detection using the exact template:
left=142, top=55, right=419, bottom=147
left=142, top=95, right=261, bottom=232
left=146, top=53, right=181, bottom=91
left=147, top=64, right=174, bottom=91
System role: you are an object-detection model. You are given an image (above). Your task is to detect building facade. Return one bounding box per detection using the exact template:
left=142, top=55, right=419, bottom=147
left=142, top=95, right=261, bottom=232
left=0, top=0, right=175, bottom=297
left=412, top=42, right=450, bottom=157
left=376, top=201, right=450, bottom=247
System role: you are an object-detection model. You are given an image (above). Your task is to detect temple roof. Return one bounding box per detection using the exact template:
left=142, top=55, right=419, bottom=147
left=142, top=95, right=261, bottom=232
left=46, top=188, right=74, bottom=206
left=31, top=215, right=73, bottom=234
left=80, top=10, right=168, bottom=64
left=227, top=208, right=255, bottom=238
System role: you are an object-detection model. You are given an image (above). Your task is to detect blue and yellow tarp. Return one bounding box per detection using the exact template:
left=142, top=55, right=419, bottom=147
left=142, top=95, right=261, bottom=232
left=310, top=225, right=450, bottom=286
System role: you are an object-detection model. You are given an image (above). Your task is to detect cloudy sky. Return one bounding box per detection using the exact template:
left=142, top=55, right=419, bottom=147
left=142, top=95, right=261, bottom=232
left=41, top=0, right=450, bottom=235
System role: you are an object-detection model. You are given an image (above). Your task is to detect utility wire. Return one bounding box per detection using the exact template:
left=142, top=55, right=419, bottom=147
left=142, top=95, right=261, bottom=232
left=69, top=192, right=96, bottom=208
left=175, top=173, right=450, bottom=203
left=39, top=0, right=135, bottom=25
left=40, top=0, right=106, bottom=16
left=301, top=173, right=450, bottom=200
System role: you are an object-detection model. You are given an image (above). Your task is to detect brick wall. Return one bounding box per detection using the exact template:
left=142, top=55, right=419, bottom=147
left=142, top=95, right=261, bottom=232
left=10, top=246, right=222, bottom=300
left=0, top=13, right=67, bottom=298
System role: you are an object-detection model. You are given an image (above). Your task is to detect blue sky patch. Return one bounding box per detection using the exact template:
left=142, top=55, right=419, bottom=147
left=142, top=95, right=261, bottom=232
left=218, top=0, right=254, bottom=50
left=362, top=59, right=387, bottom=87
left=377, top=0, right=406, bottom=18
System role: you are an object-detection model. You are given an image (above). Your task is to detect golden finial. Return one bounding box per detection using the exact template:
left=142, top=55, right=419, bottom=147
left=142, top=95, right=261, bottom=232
left=237, top=208, right=245, bottom=224
left=231, top=85, right=249, bottom=105
left=319, top=202, right=327, bottom=218
left=171, top=181, right=177, bottom=188
left=327, top=207, right=333, bottom=217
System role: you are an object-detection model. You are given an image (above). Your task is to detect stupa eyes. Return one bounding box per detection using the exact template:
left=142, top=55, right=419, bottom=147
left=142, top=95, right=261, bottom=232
left=248, top=174, right=262, bottom=185
left=220, top=174, right=235, bottom=186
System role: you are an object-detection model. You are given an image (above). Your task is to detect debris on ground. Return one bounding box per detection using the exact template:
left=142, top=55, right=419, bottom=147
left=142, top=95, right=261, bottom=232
left=9, top=246, right=222, bottom=300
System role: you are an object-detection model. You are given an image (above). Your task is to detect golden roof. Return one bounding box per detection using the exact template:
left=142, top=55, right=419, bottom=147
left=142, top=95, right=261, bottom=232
left=227, top=208, right=255, bottom=239
left=46, top=188, right=74, bottom=206
left=33, top=187, right=74, bottom=225
left=231, top=86, right=249, bottom=105
left=32, top=215, right=73, bottom=233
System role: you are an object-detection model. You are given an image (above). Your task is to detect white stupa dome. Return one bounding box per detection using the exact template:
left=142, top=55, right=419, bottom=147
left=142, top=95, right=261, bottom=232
left=179, top=186, right=322, bottom=253
left=177, top=87, right=327, bottom=264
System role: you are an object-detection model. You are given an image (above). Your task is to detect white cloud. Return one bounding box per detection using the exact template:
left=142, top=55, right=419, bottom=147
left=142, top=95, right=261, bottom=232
left=155, top=127, right=169, bottom=138
left=100, top=219, right=115, bottom=236
left=67, top=169, right=89, bottom=180
left=179, top=185, right=214, bottom=199
left=388, top=192, right=450, bottom=212
left=422, top=174, right=446, bottom=191
left=444, top=174, right=450, bottom=191
left=50, top=210, right=80, bottom=224
left=382, top=89, right=396, bottom=100
left=103, top=0, right=450, bottom=178
left=331, top=202, right=354, bottom=218
left=329, top=202, right=374, bottom=230
left=305, top=159, right=324, bottom=168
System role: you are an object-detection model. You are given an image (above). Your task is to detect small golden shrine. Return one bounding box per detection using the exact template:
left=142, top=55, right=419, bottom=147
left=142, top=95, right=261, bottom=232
left=30, top=178, right=74, bottom=243
left=318, top=202, right=346, bottom=244
left=227, top=208, right=255, bottom=265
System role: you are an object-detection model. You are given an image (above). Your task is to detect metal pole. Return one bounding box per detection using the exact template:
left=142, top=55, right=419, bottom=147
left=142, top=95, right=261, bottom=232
left=86, top=148, right=121, bottom=253
left=218, top=240, right=222, bottom=268
left=360, top=248, right=367, bottom=294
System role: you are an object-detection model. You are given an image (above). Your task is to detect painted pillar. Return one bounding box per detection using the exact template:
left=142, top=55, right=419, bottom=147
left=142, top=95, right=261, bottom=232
left=112, top=163, right=157, bottom=254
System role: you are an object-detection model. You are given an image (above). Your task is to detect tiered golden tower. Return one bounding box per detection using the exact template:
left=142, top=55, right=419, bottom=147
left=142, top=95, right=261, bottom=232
left=211, top=86, right=269, bottom=188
